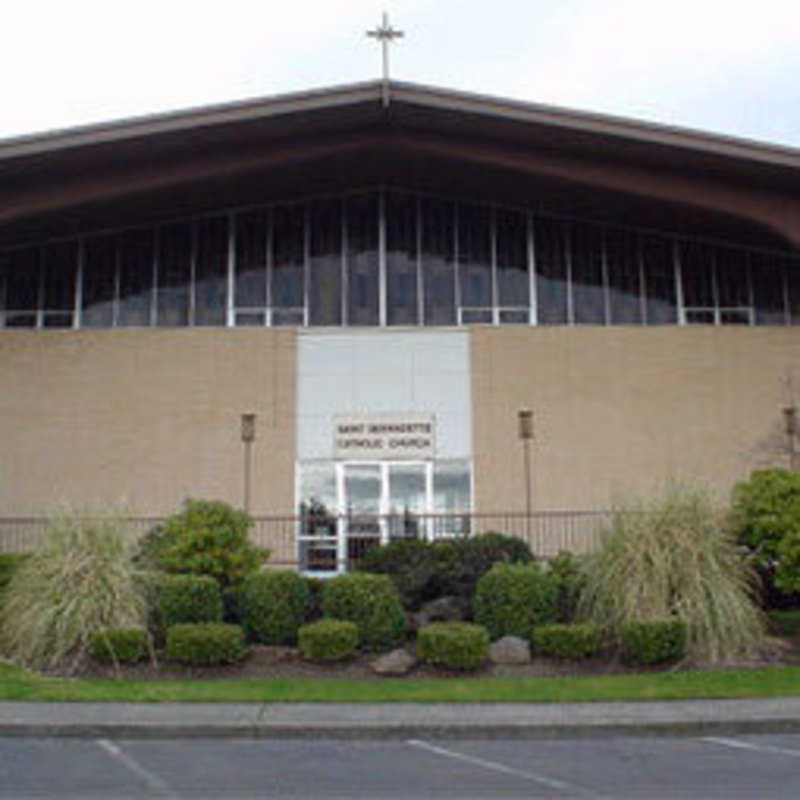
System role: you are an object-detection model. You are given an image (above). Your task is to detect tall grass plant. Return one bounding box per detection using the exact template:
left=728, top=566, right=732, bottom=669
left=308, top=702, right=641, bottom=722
left=578, top=484, right=767, bottom=665
left=0, top=510, right=146, bottom=673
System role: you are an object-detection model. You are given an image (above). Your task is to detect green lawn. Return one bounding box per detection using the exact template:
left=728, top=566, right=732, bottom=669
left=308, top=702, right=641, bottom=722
left=2, top=661, right=800, bottom=703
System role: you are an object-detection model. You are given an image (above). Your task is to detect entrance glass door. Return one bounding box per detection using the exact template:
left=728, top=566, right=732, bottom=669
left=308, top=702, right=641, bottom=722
left=387, top=463, right=428, bottom=540
left=341, top=463, right=382, bottom=565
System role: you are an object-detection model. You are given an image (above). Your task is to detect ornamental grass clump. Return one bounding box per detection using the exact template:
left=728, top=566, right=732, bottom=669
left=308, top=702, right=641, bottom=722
left=0, top=511, right=146, bottom=673
left=578, top=484, right=767, bottom=665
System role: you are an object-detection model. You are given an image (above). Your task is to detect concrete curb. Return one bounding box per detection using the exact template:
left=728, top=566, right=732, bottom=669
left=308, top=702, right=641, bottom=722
left=2, top=699, right=800, bottom=739
left=3, top=719, right=800, bottom=740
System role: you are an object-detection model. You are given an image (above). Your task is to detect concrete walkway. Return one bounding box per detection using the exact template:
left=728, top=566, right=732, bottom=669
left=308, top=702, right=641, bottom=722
left=2, top=697, right=800, bottom=739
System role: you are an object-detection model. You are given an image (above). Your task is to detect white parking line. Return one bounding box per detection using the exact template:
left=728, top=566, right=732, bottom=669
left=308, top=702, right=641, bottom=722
left=702, top=736, right=800, bottom=758
left=96, top=739, right=178, bottom=798
left=406, top=739, right=603, bottom=797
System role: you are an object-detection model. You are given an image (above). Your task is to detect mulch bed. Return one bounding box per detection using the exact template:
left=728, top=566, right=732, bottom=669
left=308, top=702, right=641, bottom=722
left=65, top=632, right=800, bottom=682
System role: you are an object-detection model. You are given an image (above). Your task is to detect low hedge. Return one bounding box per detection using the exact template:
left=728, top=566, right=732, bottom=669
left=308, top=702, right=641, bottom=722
left=298, top=619, right=359, bottom=662
left=417, top=622, right=489, bottom=671
left=90, top=628, right=149, bottom=664
left=323, top=572, right=406, bottom=651
left=621, top=619, right=687, bottom=666
left=240, top=570, right=310, bottom=644
left=531, top=622, right=601, bottom=659
left=165, top=623, right=246, bottom=665
left=473, top=562, right=559, bottom=640
left=153, top=573, right=223, bottom=628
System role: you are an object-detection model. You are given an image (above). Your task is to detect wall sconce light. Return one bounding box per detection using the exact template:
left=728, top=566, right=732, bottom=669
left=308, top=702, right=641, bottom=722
left=518, top=408, right=534, bottom=538
left=518, top=408, right=534, bottom=441
left=241, top=413, right=256, bottom=512
left=241, top=413, right=256, bottom=443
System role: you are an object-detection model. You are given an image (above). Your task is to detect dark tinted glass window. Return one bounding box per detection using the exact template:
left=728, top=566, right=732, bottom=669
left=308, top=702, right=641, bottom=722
left=157, top=223, right=192, bottom=327
left=752, top=252, right=786, bottom=325
left=235, top=210, right=268, bottom=310
left=346, top=193, right=379, bottom=326
left=4, top=248, right=39, bottom=327
left=642, top=235, right=676, bottom=324
left=535, top=218, right=568, bottom=324
left=681, top=241, right=714, bottom=313
left=571, top=223, right=605, bottom=324
left=458, top=204, right=492, bottom=310
left=272, top=204, right=305, bottom=312
left=496, top=208, right=528, bottom=312
left=421, top=197, right=455, bottom=326
left=118, top=229, right=154, bottom=327
left=607, top=229, right=642, bottom=324
left=386, top=191, right=418, bottom=325
left=195, top=216, right=228, bottom=326
left=309, top=197, right=342, bottom=326
left=83, top=236, right=116, bottom=327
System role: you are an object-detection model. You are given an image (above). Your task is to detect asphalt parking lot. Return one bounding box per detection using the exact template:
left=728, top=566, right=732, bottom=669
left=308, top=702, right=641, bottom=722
left=2, top=733, right=800, bottom=799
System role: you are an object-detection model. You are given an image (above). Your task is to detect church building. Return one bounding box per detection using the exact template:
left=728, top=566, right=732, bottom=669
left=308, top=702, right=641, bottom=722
left=1, top=78, right=799, bottom=571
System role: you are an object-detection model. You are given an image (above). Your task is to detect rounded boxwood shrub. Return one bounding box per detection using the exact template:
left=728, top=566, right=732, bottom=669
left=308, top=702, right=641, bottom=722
left=165, top=622, right=246, bottom=665
left=152, top=499, right=266, bottom=588
left=531, top=622, right=601, bottom=659
left=154, top=573, right=223, bottom=628
left=322, top=572, right=406, bottom=651
left=473, top=562, right=559, bottom=640
left=298, top=619, right=359, bottom=662
left=621, top=619, right=687, bottom=666
left=240, top=570, right=310, bottom=644
left=90, top=628, right=149, bottom=664
left=417, top=622, right=489, bottom=670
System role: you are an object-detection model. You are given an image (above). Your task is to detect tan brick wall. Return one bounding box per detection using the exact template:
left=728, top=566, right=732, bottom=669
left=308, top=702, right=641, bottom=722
left=471, top=326, right=800, bottom=513
left=0, top=328, right=296, bottom=518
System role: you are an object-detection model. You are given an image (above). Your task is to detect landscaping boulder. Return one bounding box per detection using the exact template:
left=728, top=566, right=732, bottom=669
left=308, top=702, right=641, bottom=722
left=489, top=635, right=531, bottom=665
left=370, top=648, right=417, bottom=676
left=411, top=596, right=469, bottom=631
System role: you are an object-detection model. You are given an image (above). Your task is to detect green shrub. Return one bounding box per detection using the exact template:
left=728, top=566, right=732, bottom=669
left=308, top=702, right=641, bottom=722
left=531, top=622, right=601, bottom=659
left=240, top=571, right=310, bottom=644
left=473, top=562, right=559, bottom=640
left=357, top=538, right=438, bottom=609
left=431, top=533, right=534, bottom=605
left=0, top=553, right=30, bottom=596
left=153, top=499, right=266, bottom=587
left=546, top=552, right=587, bottom=623
left=357, top=533, right=534, bottom=611
left=90, top=628, right=149, bottom=664
left=323, top=573, right=406, bottom=651
left=731, top=468, right=800, bottom=602
left=298, top=619, right=359, bottom=662
left=0, top=511, right=146, bottom=672
left=154, top=573, right=223, bottom=628
left=304, top=577, right=326, bottom=623
left=222, top=583, right=245, bottom=625
left=621, top=619, right=687, bottom=666
left=767, top=608, right=800, bottom=636
left=417, top=622, right=489, bottom=670
left=579, top=484, right=767, bottom=665
left=165, top=623, right=246, bottom=664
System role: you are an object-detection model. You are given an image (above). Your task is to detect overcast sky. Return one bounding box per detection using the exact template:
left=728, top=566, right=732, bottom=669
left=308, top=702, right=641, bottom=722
left=3, top=0, right=799, bottom=147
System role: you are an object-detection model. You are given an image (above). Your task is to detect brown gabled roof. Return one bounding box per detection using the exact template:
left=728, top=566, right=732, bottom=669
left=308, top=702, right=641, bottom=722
left=1, top=79, right=799, bottom=176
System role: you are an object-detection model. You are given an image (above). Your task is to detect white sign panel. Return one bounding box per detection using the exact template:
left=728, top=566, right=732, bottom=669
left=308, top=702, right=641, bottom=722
left=334, top=414, right=435, bottom=460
